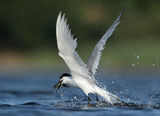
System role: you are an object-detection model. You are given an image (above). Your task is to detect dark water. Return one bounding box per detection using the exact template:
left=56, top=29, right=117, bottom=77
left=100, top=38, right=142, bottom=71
left=0, top=72, right=160, bottom=116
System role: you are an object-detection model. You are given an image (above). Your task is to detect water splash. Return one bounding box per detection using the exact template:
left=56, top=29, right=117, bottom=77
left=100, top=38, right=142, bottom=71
left=136, top=56, right=140, bottom=59
left=132, top=64, right=135, bottom=67
left=152, top=64, right=155, bottom=67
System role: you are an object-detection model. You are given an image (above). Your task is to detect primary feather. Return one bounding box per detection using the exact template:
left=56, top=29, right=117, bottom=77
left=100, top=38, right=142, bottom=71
left=56, top=12, right=93, bottom=81
left=86, top=9, right=124, bottom=77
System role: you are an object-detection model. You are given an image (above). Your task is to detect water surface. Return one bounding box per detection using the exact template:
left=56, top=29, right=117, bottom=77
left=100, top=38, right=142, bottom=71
left=0, top=72, right=160, bottom=116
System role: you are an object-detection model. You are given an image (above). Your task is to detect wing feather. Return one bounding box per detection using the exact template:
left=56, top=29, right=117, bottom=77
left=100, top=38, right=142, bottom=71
left=87, top=9, right=125, bottom=77
left=56, top=12, right=92, bottom=80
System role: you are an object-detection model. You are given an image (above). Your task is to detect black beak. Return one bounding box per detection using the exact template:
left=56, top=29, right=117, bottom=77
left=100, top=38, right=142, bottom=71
left=53, top=80, right=62, bottom=91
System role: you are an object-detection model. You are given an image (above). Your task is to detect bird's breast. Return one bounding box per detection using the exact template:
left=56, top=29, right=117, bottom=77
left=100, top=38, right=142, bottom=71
left=72, top=76, right=96, bottom=95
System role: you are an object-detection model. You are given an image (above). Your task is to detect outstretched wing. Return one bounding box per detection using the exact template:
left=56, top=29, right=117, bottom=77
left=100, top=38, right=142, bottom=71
left=56, top=12, right=92, bottom=80
left=87, top=9, right=125, bottom=77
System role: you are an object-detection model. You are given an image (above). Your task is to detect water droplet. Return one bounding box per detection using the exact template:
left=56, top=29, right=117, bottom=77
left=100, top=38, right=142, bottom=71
left=73, top=96, right=77, bottom=100
left=132, top=64, right=135, bottom=67
left=152, top=64, right=155, bottom=67
left=136, top=56, right=140, bottom=59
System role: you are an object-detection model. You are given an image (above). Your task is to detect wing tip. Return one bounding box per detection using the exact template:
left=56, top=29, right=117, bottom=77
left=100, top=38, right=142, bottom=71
left=57, top=11, right=68, bottom=23
left=57, top=11, right=62, bottom=22
left=57, top=11, right=66, bottom=25
left=111, top=7, right=126, bottom=29
left=56, top=11, right=68, bottom=37
left=118, top=7, right=127, bottom=22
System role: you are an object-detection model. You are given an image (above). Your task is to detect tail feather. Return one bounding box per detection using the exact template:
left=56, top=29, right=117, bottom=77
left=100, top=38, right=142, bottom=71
left=95, top=87, right=120, bottom=104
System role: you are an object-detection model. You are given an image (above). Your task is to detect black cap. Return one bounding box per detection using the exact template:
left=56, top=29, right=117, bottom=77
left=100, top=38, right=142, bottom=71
left=60, top=73, right=71, bottom=79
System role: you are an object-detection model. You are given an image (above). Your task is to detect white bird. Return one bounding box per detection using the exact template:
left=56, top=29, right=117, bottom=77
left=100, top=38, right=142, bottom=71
left=54, top=9, right=124, bottom=104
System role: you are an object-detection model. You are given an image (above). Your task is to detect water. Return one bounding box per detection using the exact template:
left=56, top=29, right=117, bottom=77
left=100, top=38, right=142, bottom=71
left=0, top=72, right=160, bottom=116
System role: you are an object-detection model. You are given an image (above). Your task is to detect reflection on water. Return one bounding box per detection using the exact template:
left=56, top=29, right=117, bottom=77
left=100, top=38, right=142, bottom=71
left=0, top=72, right=160, bottom=116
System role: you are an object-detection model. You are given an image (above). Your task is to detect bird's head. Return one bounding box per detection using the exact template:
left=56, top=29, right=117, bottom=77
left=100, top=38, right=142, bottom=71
left=53, top=73, right=71, bottom=91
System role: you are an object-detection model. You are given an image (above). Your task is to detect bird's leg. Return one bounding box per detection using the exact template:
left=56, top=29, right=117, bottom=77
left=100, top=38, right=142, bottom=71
left=96, top=94, right=99, bottom=102
left=88, top=96, right=92, bottom=107
left=88, top=96, right=91, bottom=102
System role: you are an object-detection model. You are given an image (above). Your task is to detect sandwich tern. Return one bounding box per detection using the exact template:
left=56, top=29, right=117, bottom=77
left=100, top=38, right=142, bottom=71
left=54, top=9, right=124, bottom=104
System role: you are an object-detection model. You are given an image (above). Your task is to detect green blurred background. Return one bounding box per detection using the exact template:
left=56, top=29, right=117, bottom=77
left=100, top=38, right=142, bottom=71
left=0, top=0, right=160, bottom=74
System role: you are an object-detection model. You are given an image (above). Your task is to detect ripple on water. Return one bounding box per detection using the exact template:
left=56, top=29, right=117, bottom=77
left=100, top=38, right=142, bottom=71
left=52, top=99, right=160, bottom=110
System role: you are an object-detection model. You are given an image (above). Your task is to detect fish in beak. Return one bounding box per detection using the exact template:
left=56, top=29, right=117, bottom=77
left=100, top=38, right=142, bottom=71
left=53, top=80, right=62, bottom=91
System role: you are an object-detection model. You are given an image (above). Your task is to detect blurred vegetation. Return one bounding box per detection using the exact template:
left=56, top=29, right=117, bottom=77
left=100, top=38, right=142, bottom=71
left=0, top=0, right=160, bottom=72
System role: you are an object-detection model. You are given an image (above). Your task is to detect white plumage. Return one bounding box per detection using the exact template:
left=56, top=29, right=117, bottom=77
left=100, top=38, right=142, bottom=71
left=55, top=10, right=124, bottom=104
left=87, top=11, right=123, bottom=78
